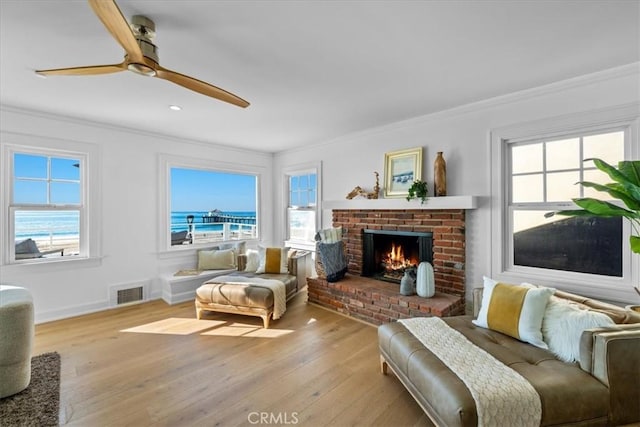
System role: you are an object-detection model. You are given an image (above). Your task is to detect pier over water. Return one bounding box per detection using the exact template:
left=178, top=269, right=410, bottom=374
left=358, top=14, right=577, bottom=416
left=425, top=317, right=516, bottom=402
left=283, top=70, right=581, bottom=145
left=202, top=211, right=256, bottom=224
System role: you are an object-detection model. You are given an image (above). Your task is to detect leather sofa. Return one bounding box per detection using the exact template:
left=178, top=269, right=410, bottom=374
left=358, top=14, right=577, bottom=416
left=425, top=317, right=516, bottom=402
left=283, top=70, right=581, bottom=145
left=378, top=288, right=640, bottom=426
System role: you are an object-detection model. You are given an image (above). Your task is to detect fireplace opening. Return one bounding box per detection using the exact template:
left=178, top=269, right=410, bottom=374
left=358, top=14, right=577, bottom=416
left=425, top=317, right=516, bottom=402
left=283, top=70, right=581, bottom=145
left=362, top=229, right=433, bottom=283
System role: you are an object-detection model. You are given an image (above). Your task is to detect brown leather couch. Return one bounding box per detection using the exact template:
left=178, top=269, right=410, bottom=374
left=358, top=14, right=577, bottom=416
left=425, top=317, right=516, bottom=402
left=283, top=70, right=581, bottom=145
left=378, top=289, right=640, bottom=426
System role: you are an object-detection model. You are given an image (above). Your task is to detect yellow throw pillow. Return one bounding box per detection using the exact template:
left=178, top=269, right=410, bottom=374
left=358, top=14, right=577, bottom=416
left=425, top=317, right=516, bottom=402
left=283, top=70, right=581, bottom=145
left=197, top=248, right=236, bottom=270
left=256, top=246, right=290, bottom=274
left=472, top=277, right=555, bottom=349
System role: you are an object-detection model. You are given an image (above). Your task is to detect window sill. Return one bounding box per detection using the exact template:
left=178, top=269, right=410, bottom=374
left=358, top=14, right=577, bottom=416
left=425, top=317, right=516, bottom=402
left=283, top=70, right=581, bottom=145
left=3, top=255, right=103, bottom=271
left=496, top=267, right=635, bottom=305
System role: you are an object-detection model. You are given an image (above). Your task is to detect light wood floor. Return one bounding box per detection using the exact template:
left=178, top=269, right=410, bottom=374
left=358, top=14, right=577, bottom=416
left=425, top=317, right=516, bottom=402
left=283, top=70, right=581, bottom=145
left=33, top=291, right=431, bottom=426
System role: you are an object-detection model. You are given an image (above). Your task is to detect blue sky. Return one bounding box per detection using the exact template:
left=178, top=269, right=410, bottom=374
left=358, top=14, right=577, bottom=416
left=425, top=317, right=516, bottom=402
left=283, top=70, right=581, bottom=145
left=171, top=168, right=257, bottom=212
left=13, top=153, right=80, bottom=204
left=14, top=154, right=257, bottom=212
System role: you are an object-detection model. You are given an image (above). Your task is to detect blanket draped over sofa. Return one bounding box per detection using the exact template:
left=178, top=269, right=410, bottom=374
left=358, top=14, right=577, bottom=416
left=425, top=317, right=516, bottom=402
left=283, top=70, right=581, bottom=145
left=208, top=275, right=287, bottom=319
left=399, top=317, right=542, bottom=427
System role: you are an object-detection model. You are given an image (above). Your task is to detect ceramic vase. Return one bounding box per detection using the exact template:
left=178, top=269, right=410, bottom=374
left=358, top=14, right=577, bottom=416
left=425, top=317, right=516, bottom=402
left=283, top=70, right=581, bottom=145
left=434, top=152, right=447, bottom=197
left=416, top=261, right=435, bottom=298
left=400, top=270, right=416, bottom=296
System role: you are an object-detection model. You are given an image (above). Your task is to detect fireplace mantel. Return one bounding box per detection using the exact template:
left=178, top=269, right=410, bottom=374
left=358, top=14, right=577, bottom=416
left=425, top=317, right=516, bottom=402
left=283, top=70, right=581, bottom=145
left=322, top=195, right=477, bottom=210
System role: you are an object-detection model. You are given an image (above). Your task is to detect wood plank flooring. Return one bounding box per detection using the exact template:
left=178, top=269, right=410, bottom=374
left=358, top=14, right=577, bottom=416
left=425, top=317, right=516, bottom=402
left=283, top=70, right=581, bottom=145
left=33, top=291, right=432, bottom=426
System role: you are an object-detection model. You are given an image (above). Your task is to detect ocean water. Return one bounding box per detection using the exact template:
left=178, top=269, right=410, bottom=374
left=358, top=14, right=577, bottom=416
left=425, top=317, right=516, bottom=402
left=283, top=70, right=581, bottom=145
left=14, top=210, right=256, bottom=241
left=171, top=211, right=256, bottom=233
left=15, top=210, right=79, bottom=240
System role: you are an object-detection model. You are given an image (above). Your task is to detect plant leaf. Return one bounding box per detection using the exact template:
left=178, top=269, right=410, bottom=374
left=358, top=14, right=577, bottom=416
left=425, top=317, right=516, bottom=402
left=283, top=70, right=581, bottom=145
left=577, top=181, right=640, bottom=210
left=584, top=158, right=640, bottom=201
left=589, top=158, right=627, bottom=184
left=631, top=236, right=640, bottom=254
left=547, top=209, right=594, bottom=218
left=572, top=198, right=638, bottom=219
left=617, top=160, right=640, bottom=187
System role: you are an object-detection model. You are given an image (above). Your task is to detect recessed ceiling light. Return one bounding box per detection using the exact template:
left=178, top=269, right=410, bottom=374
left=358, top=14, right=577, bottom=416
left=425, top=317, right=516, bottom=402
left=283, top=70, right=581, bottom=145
left=169, top=105, right=182, bottom=111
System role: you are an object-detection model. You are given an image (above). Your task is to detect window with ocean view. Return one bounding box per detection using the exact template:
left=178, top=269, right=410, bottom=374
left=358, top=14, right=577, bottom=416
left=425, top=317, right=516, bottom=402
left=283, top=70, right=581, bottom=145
left=286, top=168, right=318, bottom=247
left=170, top=167, right=258, bottom=248
left=9, top=150, right=84, bottom=262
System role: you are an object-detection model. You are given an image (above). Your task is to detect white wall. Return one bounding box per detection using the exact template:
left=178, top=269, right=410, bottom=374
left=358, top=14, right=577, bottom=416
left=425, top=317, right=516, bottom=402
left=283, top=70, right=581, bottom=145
left=0, top=108, right=274, bottom=323
left=2, top=65, right=638, bottom=322
left=274, top=64, right=640, bottom=306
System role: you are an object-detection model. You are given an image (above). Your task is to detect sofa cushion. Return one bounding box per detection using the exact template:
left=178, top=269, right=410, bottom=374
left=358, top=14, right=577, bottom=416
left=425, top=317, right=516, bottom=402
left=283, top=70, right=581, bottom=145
left=243, top=249, right=260, bottom=273
left=197, top=248, right=236, bottom=270
left=473, top=277, right=554, bottom=349
left=256, top=246, right=289, bottom=274
left=542, top=296, right=615, bottom=363
left=196, top=282, right=273, bottom=309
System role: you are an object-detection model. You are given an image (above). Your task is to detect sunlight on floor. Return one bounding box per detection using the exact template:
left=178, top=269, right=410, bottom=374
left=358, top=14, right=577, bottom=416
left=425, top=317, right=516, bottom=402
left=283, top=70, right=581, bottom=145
left=120, top=317, right=294, bottom=338
left=201, top=322, right=294, bottom=338
left=121, top=318, right=226, bottom=335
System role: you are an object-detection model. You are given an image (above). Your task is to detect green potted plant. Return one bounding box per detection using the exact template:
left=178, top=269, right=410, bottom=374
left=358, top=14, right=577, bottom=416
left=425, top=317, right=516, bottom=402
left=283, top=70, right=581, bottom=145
left=406, top=180, right=428, bottom=204
left=546, top=158, right=640, bottom=301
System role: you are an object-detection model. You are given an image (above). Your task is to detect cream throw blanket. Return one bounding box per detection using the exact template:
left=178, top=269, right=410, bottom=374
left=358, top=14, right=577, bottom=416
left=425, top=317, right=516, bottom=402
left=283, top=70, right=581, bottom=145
left=399, top=317, right=541, bottom=427
left=212, top=275, right=287, bottom=319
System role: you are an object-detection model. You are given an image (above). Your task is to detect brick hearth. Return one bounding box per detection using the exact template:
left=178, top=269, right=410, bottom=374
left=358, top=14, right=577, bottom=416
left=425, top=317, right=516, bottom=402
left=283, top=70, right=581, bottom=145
left=307, top=275, right=464, bottom=325
left=307, top=208, right=467, bottom=324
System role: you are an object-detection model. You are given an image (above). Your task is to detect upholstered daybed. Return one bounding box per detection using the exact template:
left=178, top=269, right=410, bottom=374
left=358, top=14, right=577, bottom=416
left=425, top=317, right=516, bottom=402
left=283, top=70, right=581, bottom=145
left=379, top=282, right=640, bottom=427
left=195, top=249, right=308, bottom=328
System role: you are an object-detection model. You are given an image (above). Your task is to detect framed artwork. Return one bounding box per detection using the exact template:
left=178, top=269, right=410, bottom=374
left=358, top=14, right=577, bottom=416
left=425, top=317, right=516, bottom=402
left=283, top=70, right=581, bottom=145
left=384, top=147, right=422, bottom=198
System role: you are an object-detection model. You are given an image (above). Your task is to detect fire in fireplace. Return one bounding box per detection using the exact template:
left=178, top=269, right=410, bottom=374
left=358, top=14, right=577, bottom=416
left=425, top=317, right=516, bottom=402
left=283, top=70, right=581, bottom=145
left=362, top=229, right=433, bottom=283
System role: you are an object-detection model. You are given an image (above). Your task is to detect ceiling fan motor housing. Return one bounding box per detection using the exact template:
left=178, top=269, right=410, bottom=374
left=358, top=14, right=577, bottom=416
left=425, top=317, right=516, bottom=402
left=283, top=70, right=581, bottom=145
left=129, top=15, right=159, bottom=65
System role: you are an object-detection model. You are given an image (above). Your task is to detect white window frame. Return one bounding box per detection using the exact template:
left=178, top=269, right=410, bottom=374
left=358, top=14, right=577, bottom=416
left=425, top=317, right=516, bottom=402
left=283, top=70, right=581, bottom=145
left=1, top=133, right=101, bottom=266
left=283, top=162, right=321, bottom=251
left=158, top=154, right=263, bottom=255
left=490, top=104, right=639, bottom=303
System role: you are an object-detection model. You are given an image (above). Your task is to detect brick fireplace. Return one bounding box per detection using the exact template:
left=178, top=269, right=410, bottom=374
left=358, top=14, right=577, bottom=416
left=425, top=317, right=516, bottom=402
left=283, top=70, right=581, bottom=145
left=307, top=208, right=467, bottom=324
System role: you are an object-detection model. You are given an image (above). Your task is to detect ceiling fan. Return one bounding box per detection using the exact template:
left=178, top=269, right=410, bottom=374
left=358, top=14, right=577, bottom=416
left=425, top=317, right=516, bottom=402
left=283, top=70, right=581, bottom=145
left=36, top=0, right=249, bottom=108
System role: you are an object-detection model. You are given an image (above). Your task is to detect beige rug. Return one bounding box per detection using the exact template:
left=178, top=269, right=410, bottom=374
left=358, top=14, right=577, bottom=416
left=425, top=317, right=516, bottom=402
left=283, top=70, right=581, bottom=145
left=0, top=352, right=60, bottom=426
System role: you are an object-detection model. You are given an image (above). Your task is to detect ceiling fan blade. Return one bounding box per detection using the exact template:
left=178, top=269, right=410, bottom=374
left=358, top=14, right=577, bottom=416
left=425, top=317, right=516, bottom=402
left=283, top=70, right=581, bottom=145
left=88, top=0, right=144, bottom=63
left=36, top=62, right=127, bottom=76
left=155, top=66, right=250, bottom=108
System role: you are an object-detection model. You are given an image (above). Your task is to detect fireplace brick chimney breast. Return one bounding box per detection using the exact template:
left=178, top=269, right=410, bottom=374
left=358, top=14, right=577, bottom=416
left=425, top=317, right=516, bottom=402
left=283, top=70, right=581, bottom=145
left=332, top=209, right=465, bottom=297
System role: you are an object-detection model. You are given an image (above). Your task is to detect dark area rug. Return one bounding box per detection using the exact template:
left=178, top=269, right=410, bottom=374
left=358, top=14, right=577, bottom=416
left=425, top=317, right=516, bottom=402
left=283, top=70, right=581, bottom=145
left=0, top=352, right=60, bottom=426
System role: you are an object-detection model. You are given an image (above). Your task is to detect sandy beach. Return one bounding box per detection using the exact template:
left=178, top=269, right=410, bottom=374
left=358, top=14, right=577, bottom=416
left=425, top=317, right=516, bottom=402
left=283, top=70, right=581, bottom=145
left=26, top=235, right=79, bottom=257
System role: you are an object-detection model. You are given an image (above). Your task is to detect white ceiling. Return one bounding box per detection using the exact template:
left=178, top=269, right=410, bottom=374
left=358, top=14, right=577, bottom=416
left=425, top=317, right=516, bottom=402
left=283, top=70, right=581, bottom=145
left=1, top=1, right=638, bottom=153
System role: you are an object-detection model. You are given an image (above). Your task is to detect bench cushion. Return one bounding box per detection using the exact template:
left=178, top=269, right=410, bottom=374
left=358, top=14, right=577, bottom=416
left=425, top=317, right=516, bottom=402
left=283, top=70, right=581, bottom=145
left=196, top=282, right=273, bottom=309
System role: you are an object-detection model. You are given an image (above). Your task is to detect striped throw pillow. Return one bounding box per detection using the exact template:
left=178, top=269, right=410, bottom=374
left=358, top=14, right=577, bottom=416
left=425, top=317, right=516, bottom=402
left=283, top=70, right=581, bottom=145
left=256, top=246, right=290, bottom=274
left=473, top=277, right=555, bottom=349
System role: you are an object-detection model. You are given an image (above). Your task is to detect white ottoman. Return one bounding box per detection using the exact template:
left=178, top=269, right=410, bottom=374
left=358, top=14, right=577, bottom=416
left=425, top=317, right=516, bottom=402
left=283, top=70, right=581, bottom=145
left=0, top=285, right=34, bottom=398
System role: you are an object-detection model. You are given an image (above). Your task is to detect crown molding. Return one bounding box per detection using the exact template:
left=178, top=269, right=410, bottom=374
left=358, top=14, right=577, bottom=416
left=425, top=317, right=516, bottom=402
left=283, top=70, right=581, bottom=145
left=0, top=104, right=273, bottom=160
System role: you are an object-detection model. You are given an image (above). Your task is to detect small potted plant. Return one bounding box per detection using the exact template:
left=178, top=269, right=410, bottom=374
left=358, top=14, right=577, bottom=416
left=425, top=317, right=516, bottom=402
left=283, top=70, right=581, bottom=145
left=406, top=180, right=428, bottom=204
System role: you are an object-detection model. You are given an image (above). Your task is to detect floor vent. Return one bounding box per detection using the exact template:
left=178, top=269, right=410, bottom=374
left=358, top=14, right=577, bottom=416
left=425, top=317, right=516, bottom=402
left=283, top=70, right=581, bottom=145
left=117, top=286, right=144, bottom=305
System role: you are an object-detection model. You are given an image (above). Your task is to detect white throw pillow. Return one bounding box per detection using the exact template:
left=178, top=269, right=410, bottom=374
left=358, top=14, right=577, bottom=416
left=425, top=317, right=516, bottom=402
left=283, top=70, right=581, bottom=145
left=256, top=246, right=290, bottom=274
left=197, top=248, right=236, bottom=270
left=542, top=296, right=615, bottom=363
left=244, top=249, right=260, bottom=273
left=473, top=276, right=555, bottom=349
